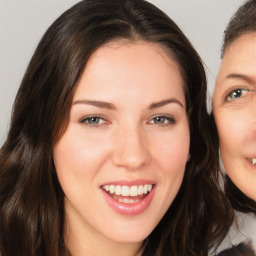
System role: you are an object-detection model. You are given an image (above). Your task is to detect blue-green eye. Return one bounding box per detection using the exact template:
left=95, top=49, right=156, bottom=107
left=226, top=88, right=250, bottom=101
left=149, top=116, right=175, bottom=125
left=80, top=116, right=106, bottom=126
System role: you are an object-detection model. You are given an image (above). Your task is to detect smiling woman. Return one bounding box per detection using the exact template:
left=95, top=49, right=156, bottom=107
left=214, top=45, right=256, bottom=200
left=212, top=0, right=256, bottom=254
left=54, top=41, right=190, bottom=249
left=0, top=0, right=232, bottom=256
left=213, top=0, right=256, bottom=216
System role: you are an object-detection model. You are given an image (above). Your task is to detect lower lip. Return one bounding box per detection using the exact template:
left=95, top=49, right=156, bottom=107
left=101, top=188, right=155, bottom=216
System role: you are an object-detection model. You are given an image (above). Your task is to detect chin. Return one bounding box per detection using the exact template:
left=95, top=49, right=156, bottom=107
left=105, top=226, right=152, bottom=244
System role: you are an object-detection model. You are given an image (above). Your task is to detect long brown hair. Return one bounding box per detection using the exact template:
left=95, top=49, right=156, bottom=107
left=0, top=0, right=233, bottom=255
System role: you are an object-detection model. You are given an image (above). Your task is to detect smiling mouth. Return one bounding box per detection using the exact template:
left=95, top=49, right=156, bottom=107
left=101, top=184, right=154, bottom=203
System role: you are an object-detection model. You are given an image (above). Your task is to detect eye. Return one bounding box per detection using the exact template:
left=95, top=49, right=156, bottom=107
left=148, top=115, right=175, bottom=126
left=226, top=88, right=250, bottom=101
left=80, top=116, right=108, bottom=126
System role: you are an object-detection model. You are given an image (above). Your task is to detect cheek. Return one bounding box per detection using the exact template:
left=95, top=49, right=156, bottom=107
left=217, top=111, right=247, bottom=154
left=152, top=126, right=190, bottom=173
left=53, top=127, right=110, bottom=186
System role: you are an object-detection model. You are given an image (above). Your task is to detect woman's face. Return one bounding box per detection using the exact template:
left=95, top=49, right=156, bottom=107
left=213, top=33, right=256, bottom=201
left=54, top=41, right=190, bottom=249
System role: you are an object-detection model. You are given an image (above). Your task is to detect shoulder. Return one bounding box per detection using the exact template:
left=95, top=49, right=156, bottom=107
left=210, top=211, right=256, bottom=255
left=216, top=241, right=255, bottom=256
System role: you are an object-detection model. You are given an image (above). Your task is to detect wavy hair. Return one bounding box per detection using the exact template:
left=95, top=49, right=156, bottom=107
left=0, top=0, right=233, bottom=255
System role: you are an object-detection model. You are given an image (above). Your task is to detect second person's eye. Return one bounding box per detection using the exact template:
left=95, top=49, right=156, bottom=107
left=226, top=88, right=250, bottom=101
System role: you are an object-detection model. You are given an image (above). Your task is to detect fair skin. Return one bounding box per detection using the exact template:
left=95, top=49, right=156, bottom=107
left=213, top=33, right=256, bottom=202
left=54, top=40, right=190, bottom=256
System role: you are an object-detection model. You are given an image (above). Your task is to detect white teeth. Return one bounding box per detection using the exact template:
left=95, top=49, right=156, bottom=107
left=143, top=184, right=148, bottom=194
left=115, top=185, right=121, bottom=195
left=102, top=184, right=153, bottom=197
left=121, top=186, right=130, bottom=196
left=130, top=186, right=137, bottom=196
left=252, top=158, right=256, bottom=166
left=138, top=185, right=144, bottom=195
left=109, top=185, right=115, bottom=194
left=104, top=185, right=110, bottom=192
left=117, top=197, right=139, bottom=204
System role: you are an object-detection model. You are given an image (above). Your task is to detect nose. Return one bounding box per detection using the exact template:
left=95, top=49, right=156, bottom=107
left=112, top=126, right=151, bottom=170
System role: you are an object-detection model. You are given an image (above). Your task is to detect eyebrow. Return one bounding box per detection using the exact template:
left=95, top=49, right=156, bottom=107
left=149, top=98, right=184, bottom=109
left=225, top=73, right=255, bottom=84
left=73, top=99, right=116, bottom=110
left=73, top=98, right=184, bottom=110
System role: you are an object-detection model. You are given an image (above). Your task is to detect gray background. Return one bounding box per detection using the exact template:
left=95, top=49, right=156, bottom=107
left=0, top=0, right=245, bottom=146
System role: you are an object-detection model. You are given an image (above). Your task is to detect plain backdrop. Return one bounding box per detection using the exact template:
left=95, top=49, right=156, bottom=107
left=0, top=0, right=245, bottom=145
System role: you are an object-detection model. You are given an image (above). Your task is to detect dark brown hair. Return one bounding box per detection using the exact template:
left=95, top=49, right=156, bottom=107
left=225, top=176, right=256, bottom=214
left=219, top=0, right=256, bottom=214
left=221, top=0, right=256, bottom=57
left=0, top=0, right=233, bottom=255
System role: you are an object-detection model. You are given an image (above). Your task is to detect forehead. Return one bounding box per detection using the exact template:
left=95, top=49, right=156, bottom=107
left=218, top=33, right=256, bottom=81
left=87, top=40, right=180, bottom=72
left=214, top=32, right=256, bottom=97
left=74, top=40, right=185, bottom=100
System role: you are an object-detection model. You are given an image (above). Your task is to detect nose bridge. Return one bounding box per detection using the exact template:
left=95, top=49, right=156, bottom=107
left=112, top=123, right=151, bottom=169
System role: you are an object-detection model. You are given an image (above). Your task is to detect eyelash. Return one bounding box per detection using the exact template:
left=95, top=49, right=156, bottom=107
left=79, top=115, right=176, bottom=127
left=148, top=115, right=176, bottom=126
left=79, top=116, right=109, bottom=127
left=225, top=88, right=251, bottom=102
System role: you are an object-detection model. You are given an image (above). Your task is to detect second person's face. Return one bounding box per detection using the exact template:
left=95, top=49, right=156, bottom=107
left=54, top=40, right=190, bottom=249
left=213, top=33, right=256, bottom=201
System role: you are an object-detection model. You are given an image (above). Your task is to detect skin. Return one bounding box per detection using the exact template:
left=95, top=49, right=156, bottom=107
left=54, top=40, right=190, bottom=256
left=213, top=33, right=256, bottom=202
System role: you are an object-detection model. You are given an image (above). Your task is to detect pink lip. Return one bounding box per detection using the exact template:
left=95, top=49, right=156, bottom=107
left=101, top=183, right=156, bottom=216
left=246, top=156, right=256, bottom=159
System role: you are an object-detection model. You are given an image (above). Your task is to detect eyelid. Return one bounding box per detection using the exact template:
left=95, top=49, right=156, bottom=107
left=79, top=115, right=110, bottom=126
left=224, top=87, right=251, bottom=102
left=147, top=114, right=176, bottom=125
